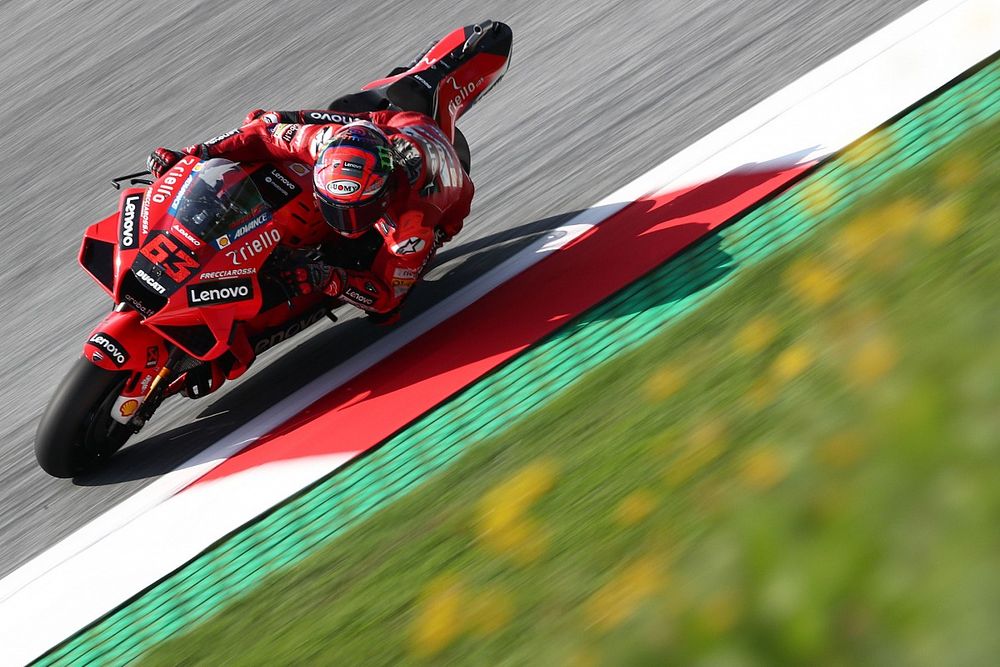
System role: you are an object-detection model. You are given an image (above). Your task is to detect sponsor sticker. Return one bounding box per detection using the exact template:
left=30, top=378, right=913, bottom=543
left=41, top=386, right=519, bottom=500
left=343, top=287, right=375, bottom=307
left=289, top=163, right=310, bottom=177
left=118, top=193, right=143, bottom=249
left=305, top=111, right=358, bottom=124
left=140, top=234, right=199, bottom=283
left=123, top=293, right=156, bottom=318
left=390, top=237, right=427, bottom=255
left=119, top=399, right=140, bottom=417
left=89, top=332, right=129, bottom=367
left=198, top=267, right=256, bottom=280
left=134, top=267, right=167, bottom=295
left=224, top=228, right=281, bottom=265
left=170, top=223, right=202, bottom=247
left=205, top=128, right=240, bottom=145
left=186, top=278, right=254, bottom=306
left=145, top=346, right=159, bottom=368
left=325, top=179, right=360, bottom=196
left=250, top=166, right=301, bottom=208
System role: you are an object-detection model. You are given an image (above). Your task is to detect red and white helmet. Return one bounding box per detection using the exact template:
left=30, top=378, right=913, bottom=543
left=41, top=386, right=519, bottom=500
left=313, top=121, right=395, bottom=237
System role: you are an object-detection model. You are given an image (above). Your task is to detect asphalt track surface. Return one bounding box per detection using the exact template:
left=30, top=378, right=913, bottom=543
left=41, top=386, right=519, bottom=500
left=0, top=0, right=924, bottom=579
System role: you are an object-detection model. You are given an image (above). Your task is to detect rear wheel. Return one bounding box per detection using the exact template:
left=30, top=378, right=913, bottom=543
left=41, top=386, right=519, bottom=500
left=34, top=358, right=134, bottom=478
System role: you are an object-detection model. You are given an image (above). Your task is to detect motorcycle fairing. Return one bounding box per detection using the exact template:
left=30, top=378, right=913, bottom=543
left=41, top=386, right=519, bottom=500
left=82, top=309, right=169, bottom=373
left=363, top=20, right=513, bottom=141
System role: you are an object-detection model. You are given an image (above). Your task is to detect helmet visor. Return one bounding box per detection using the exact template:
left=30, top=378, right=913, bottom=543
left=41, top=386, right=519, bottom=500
left=317, top=195, right=385, bottom=236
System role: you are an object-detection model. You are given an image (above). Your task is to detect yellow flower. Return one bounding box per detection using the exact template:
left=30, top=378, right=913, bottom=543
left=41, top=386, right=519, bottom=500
left=771, top=342, right=814, bottom=383
left=615, top=490, right=658, bottom=526
left=409, top=574, right=466, bottom=657
left=734, top=315, right=779, bottom=356
left=644, top=365, right=687, bottom=401
left=836, top=215, right=883, bottom=260
left=784, top=259, right=843, bottom=308
left=476, top=460, right=558, bottom=562
left=921, top=199, right=964, bottom=245
left=585, top=556, right=666, bottom=631
left=740, top=445, right=790, bottom=491
left=879, top=198, right=925, bottom=237
left=665, top=420, right=727, bottom=486
left=847, top=333, right=898, bottom=387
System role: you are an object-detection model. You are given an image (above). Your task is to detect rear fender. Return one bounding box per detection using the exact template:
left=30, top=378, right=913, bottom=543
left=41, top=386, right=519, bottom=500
left=83, top=309, right=168, bottom=373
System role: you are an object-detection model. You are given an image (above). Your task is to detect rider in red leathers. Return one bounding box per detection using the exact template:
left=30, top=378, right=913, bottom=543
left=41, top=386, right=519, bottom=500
left=148, top=106, right=473, bottom=324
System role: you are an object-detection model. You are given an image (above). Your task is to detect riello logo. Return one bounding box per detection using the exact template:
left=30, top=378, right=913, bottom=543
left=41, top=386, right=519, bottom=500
left=151, top=157, right=196, bottom=204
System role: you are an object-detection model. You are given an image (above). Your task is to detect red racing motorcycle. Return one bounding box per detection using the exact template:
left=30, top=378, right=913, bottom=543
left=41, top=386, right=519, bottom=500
left=35, top=20, right=512, bottom=477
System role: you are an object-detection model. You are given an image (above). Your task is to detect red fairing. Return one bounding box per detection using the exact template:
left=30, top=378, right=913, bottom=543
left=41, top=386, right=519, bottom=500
left=362, top=21, right=512, bottom=141
left=83, top=310, right=169, bottom=373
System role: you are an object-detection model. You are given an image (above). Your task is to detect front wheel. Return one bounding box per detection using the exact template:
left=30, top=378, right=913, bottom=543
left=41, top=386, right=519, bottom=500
left=34, top=358, right=134, bottom=477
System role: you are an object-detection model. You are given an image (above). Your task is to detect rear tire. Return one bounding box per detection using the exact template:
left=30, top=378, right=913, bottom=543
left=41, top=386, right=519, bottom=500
left=34, top=358, right=133, bottom=478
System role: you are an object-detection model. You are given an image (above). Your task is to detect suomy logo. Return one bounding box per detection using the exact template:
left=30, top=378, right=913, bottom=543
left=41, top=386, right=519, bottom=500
left=326, top=179, right=360, bottom=195
left=119, top=194, right=142, bottom=249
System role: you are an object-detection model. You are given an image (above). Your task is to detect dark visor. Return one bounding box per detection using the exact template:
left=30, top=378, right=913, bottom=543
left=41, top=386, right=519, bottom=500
left=316, top=196, right=385, bottom=236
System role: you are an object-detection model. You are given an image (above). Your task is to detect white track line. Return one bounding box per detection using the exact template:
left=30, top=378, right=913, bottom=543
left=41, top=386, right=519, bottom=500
left=1, top=1, right=997, bottom=663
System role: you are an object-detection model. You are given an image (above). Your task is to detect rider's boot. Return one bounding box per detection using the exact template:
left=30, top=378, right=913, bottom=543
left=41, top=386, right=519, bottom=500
left=386, top=40, right=439, bottom=77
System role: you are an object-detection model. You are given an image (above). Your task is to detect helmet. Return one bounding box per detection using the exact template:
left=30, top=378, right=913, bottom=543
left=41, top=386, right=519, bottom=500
left=313, top=121, right=395, bottom=237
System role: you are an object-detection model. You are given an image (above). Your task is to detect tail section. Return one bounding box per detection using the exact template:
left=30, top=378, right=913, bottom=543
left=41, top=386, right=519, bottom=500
left=362, top=20, right=513, bottom=141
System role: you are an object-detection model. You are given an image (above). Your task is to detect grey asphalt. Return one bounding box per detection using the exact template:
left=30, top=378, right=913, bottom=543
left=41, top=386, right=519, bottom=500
left=0, top=0, right=924, bottom=579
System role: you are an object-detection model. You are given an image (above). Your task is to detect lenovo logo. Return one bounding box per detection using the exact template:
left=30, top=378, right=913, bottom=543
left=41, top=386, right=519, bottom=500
left=88, top=332, right=129, bottom=367
left=119, top=194, right=142, bottom=249
left=186, top=278, right=254, bottom=306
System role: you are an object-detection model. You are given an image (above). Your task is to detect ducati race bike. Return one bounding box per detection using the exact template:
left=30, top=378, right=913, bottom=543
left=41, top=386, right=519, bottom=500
left=35, top=20, right=512, bottom=477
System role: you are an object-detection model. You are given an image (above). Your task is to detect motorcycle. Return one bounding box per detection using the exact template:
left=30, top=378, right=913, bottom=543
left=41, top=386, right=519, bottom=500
left=35, top=20, right=513, bottom=477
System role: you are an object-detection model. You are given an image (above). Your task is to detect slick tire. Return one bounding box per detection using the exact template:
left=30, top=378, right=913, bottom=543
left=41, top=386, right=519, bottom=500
left=34, top=358, right=132, bottom=478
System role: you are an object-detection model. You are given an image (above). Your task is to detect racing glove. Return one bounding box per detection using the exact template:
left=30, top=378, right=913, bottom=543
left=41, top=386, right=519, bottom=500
left=147, top=147, right=183, bottom=178
left=243, top=108, right=280, bottom=125
left=280, top=260, right=345, bottom=298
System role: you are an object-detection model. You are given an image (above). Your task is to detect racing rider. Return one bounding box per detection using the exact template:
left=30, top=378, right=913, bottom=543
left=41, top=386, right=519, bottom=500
left=146, top=106, right=473, bottom=325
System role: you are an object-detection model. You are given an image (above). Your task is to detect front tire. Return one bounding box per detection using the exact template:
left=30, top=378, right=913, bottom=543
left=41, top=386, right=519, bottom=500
left=34, top=358, right=133, bottom=478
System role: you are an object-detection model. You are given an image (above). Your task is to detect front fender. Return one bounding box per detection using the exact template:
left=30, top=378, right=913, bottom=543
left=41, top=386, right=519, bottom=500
left=83, top=309, right=168, bottom=373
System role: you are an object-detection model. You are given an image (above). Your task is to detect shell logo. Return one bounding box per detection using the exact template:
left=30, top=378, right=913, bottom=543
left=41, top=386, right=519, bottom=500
left=120, top=399, right=140, bottom=417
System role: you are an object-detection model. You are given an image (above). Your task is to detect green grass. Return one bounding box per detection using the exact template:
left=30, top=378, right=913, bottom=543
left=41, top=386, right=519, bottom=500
left=143, top=116, right=1000, bottom=666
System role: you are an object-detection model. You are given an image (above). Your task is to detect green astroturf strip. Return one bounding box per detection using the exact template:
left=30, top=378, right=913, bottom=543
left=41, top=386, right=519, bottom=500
left=37, top=55, right=1000, bottom=665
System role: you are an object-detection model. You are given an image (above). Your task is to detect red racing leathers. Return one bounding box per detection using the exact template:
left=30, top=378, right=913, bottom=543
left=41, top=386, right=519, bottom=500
left=182, top=109, right=473, bottom=316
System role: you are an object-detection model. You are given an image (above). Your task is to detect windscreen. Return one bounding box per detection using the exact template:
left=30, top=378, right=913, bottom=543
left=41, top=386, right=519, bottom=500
left=172, top=159, right=272, bottom=243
